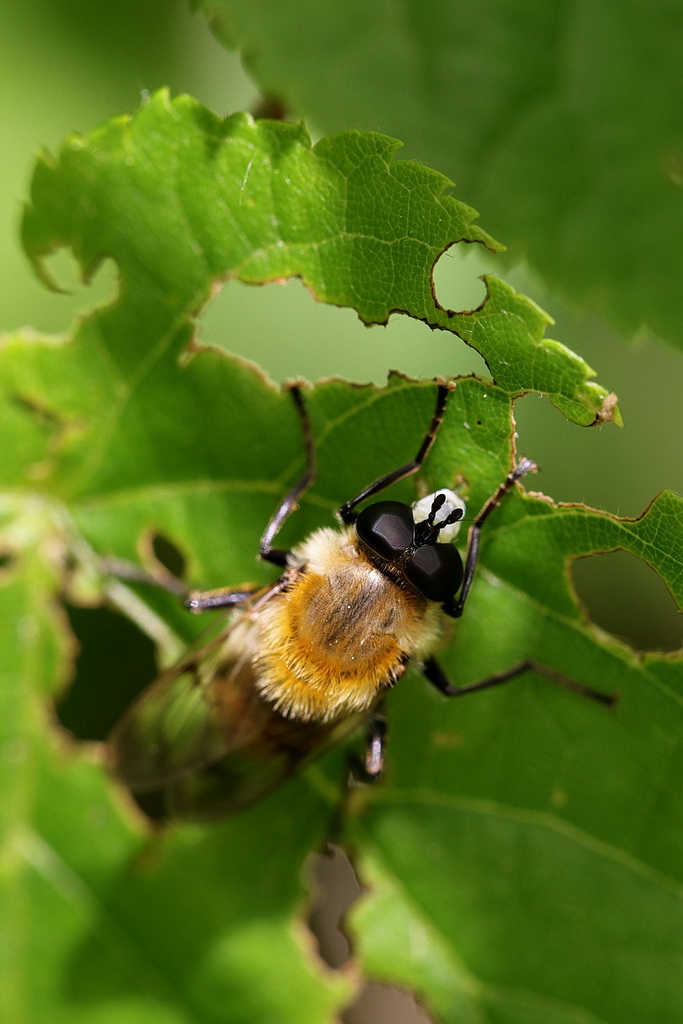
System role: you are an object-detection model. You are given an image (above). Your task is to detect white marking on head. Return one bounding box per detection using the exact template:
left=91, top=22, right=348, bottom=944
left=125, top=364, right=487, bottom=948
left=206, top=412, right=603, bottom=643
left=412, top=489, right=466, bottom=543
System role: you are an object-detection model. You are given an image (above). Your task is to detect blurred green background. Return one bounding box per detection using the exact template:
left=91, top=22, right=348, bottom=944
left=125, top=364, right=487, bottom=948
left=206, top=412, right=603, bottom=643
left=2, top=0, right=681, bottom=651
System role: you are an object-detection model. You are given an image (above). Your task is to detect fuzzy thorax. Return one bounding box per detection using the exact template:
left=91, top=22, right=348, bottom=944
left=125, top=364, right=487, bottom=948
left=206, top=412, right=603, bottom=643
left=253, top=526, right=444, bottom=722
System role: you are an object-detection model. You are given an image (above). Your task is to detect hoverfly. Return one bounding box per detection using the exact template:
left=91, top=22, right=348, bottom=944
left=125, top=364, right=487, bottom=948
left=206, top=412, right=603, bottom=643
left=107, top=383, right=612, bottom=820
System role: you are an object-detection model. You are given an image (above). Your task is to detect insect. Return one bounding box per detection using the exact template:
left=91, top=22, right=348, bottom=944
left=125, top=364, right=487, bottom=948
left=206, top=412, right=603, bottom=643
left=107, top=383, right=612, bottom=821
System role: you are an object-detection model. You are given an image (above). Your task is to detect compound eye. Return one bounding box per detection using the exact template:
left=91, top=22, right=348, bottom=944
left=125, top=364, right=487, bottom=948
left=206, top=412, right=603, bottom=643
left=356, top=501, right=414, bottom=560
left=404, top=543, right=464, bottom=602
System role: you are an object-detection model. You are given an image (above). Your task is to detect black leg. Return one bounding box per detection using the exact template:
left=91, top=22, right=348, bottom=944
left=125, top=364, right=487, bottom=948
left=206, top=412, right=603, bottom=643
left=339, top=383, right=453, bottom=524
left=423, top=655, right=616, bottom=707
left=183, top=386, right=313, bottom=612
left=328, top=704, right=388, bottom=840
left=363, top=704, right=388, bottom=779
left=259, top=384, right=317, bottom=566
left=443, top=458, right=537, bottom=619
left=186, top=574, right=292, bottom=614
left=185, top=586, right=259, bottom=613
left=186, top=387, right=314, bottom=610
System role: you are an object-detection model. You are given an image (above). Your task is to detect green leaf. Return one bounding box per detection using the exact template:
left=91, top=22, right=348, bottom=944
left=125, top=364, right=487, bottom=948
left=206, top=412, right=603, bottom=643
left=3, top=94, right=681, bottom=1024
left=20, top=91, right=614, bottom=426
left=198, top=0, right=683, bottom=352
left=345, top=484, right=683, bottom=1023
left=0, top=488, right=349, bottom=1024
left=3, top=345, right=682, bottom=1021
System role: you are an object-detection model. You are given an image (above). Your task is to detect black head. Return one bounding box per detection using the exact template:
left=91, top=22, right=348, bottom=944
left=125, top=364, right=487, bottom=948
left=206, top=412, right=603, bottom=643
left=355, top=492, right=465, bottom=603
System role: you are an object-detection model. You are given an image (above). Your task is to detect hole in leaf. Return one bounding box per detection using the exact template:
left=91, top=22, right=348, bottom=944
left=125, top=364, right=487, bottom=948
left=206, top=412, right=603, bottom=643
left=306, top=847, right=434, bottom=1022
left=57, top=604, right=157, bottom=741
left=38, top=250, right=118, bottom=307
left=431, top=244, right=490, bottom=313
left=149, top=530, right=187, bottom=580
left=341, top=984, right=434, bottom=1024
left=306, top=844, right=362, bottom=969
left=572, top=551, right=682, bottom=653
left=201, top=277, right=485, bottom=385
left=0, top=549, right=16, bottom=572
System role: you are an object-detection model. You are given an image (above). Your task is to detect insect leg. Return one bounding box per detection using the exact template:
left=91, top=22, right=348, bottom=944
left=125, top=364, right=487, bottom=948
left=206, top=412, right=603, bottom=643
left=185, top=586, right=259, bottom=612
left=363, top=703, right=388, bottom=780
left=186, top=389, right=313, bottom=610
left=443, top=457, right=537, bottom=619
left=326, top=706, right=389, bottom=841
left=339, top=383, right=452, bottom=523
left=423, top=655, right=616, bottom=707
left=259, top=384, right=317, bottom=566
left=186, top=574, right=290, bottom=613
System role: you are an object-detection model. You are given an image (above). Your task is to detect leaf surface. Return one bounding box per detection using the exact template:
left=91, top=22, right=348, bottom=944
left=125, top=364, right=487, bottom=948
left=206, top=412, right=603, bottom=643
left=199, top=0, right=683, bottom=351
left=21, top=92, right=613, bottom=426
left=1, top=96, right=680, bottom=1024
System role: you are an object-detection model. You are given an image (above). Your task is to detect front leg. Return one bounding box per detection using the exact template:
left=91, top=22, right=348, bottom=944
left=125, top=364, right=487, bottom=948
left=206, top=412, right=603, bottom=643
left=442, top=458, right=537, bottom=620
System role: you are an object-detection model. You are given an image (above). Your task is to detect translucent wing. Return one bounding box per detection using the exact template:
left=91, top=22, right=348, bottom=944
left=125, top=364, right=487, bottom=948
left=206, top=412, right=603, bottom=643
left=106, top=612, right=258, bottom=793
left=106, top=591, right=362, bottom=820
